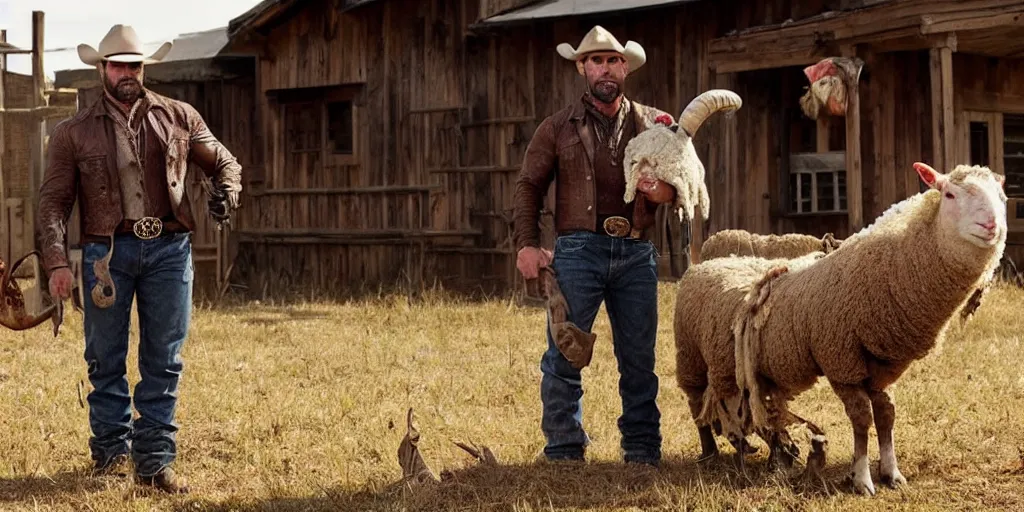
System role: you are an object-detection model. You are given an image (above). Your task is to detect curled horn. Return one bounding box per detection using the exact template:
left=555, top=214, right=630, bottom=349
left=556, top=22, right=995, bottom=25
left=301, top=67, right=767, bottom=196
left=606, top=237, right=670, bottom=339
left=0, top=251, right=57, bottom=331
left=678, top=89, right=743, bottom=138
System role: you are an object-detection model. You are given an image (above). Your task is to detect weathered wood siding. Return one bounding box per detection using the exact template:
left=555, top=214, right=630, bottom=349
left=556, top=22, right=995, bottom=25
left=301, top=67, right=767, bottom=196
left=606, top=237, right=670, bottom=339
left=237, top=0, right=730, bottom=296
left=232, top=0, right=1024, bottom=296
left=952, top=54, right=1024, bottom=265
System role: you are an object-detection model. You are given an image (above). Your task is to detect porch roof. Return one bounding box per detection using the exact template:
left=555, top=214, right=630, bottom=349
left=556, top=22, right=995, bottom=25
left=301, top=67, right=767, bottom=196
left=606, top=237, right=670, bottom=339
left=709, top=0, right=1024, bottom=74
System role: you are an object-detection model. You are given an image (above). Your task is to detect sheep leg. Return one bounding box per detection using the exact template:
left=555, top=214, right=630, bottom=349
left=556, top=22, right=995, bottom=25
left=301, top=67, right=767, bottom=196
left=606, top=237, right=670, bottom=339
left=869, top=389, right=907, bottom=488
left=683, top=385, right=719, bottom=462
left=766, top=428, right=799, bottom=471
left=830, top=382, right=876, bottom=496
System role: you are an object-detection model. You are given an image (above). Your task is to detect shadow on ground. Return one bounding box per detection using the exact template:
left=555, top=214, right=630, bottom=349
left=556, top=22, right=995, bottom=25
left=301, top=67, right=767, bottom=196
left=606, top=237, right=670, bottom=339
left=173, top=455, right=851, bottom=512
left=0, top=468, right=107, bottom=503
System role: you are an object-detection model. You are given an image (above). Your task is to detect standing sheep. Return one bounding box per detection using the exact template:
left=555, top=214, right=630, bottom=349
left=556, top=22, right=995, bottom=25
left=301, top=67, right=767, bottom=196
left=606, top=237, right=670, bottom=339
left=674, top=252, right=825, bottom=469
left=733, top=162, right=1008, bottom=496
left=700, top=229, right=842, bottom=261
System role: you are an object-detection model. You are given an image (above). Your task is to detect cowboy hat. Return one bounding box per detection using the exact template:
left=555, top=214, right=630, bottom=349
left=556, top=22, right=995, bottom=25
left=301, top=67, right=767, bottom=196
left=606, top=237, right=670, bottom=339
left=77, top=24, right=172, bottom=66
left=556, top=25, right=646, bottom=73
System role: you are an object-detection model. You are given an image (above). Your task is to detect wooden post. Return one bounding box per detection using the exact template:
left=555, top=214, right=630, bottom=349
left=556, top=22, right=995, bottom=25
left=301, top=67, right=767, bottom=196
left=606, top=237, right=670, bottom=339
left=27, top=11, right=45, bottom=309
left=842, top=46, right=864, bottom=232
left=0, top=29, right=7, bottom=266
left=940, top=46, right=955, bottom=172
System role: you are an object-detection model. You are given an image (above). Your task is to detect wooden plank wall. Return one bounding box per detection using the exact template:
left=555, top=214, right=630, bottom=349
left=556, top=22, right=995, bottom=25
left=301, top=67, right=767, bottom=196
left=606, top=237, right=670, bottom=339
left=702, top=49, right=935, bottom=242
left=232, top=0, right=848, bottom=298
left=952, top=53, right=1024, bottom=266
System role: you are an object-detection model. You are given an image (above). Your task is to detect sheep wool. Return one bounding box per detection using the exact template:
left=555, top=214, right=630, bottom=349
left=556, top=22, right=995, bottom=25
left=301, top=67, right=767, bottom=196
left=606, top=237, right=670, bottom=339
left=700, top=229, right=841, bottom=261
left=733, top=163, right=1007, bottom=496
left=674, top=252, right=823, bottom=461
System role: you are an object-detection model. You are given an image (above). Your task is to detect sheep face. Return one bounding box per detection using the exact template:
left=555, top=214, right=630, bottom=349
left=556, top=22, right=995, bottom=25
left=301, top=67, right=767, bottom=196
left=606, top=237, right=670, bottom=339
left=915, top=163, right=1007, bottom=249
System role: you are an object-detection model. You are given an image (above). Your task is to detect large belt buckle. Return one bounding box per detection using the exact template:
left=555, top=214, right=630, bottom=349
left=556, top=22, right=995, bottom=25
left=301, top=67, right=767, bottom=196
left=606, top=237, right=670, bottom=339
left=603, top=216, right=631, bottom=238
left=132, top=217, right=163, bottom=240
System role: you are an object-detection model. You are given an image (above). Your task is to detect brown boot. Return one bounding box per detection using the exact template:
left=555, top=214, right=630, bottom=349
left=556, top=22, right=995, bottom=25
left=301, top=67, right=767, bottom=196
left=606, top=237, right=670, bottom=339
left=92, top=453, right=132, bottom=477
left=136, top=467, right=189, bottom=494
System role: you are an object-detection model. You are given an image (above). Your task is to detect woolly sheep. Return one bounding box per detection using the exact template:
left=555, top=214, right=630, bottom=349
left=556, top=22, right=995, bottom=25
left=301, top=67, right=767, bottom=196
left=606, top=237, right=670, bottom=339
left=674, top=252, right=825, bottom=469
left=622, top=90, right=742, bottom=223
left=732, top=162, right=1008, bottom=496
left=700, top=229, right=842, bottom=261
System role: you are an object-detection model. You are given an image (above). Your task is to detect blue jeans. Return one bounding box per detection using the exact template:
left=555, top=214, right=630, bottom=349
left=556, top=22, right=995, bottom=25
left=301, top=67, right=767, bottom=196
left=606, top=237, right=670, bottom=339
left=81, top=232, right=193, bottom=477
left=540, top=230, right=662, bottom=464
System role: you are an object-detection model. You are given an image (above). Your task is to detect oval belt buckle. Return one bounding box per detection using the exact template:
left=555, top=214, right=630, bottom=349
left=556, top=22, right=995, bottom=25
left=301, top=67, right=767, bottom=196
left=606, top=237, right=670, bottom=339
left=603, top=216, right=631, bottom=238
left=133, top=217, right=163, bottom=240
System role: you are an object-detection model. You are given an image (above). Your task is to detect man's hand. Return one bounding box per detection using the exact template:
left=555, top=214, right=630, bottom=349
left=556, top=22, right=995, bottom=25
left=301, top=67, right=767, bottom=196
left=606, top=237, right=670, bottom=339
left=517, top=246, right=553, bottom=280
left=48, top=267, right=74, bottom=300
left=208, top=182, right=232, bottom=225
left=637, top=177, right=676, bottom=204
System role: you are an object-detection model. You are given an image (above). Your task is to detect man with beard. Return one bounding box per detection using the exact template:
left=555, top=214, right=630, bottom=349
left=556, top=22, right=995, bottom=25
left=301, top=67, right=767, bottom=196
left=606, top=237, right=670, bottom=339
left=513, top=26, right=678, bottom=467
left=36, top=25, right=241, bottom=493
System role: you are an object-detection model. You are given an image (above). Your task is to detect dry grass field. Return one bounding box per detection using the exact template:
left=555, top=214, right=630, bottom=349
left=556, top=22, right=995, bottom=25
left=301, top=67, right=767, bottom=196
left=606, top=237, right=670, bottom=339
left=1, top=280, right=1022, bottom=511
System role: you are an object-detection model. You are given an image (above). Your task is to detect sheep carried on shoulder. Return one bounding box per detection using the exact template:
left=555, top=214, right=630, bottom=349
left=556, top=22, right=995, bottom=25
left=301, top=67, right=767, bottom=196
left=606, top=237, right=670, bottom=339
left=731, top=162, right=1007, bottom=496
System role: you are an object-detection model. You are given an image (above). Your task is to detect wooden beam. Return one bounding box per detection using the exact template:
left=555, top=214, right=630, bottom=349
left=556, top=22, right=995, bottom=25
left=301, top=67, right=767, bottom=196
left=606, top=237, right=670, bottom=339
left=0, top=28, right=6, bottom=265
left=961, top=90, right=1024, bottom=114
left=870, top=31, right=957, bottom=53
left=940, top=46, right=955, bottom=173
left=251, top=185, right=440, bottom=196
left=842, top=46, right=864, bottom=231
left=929, top=48, right=943, bottom=172
left=920, top=10, right=1024, bottom=34
left=711, top=50, right=826, bottom=74
left=26, top=11, right=45, bottom=311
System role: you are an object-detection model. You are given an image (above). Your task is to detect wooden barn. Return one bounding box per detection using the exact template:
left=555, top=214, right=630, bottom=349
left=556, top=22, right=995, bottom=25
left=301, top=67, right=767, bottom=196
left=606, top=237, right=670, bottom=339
left=219, top=0, right=1024, bottom=298
left=53, top=27, right=258, bottom=300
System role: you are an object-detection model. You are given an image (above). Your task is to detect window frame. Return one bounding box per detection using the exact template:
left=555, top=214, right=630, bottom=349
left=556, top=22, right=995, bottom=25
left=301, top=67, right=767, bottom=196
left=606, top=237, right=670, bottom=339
left=269, top=85, right=361, bottom=168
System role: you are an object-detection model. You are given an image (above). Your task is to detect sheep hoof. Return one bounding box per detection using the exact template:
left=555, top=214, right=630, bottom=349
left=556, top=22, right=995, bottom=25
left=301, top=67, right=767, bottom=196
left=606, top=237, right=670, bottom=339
left=696, top=449, right=718, bottom=466
left=880, top=470, right=907, bottom=488
left=851, top=473, right=876, bottom=496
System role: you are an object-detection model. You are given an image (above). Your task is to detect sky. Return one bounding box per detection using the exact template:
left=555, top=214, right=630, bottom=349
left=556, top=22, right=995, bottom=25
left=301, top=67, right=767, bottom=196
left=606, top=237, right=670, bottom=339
left=0, top=0, right=263, bottom=79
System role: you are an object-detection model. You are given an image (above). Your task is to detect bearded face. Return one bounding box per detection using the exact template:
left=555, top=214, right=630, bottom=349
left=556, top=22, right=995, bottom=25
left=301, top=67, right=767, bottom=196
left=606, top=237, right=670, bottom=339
left=101, top=60, right=144, bottom=104
left=579, top=52, right=628, bottom=104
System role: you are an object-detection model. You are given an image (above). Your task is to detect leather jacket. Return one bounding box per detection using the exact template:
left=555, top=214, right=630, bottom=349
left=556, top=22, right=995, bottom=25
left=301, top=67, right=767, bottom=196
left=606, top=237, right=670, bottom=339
left=36, top=89, right=242, bottom=273
left=513, top=95, right=676, bottom=250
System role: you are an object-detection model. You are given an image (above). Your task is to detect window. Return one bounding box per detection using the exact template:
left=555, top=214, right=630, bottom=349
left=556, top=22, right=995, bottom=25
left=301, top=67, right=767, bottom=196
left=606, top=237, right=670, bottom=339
left=326, top=100, right=353, bottom=155
left=268, top=85, right=360, bottom=167
left=962, top=111, right=1024, bottom=198
left=788, top=152, right=847, bottom=214
left=1004, top=114, right=1024, bottom=197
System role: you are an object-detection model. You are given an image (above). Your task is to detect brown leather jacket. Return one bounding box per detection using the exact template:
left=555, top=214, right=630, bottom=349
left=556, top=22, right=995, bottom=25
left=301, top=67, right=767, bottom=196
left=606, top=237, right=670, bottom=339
left=513, top=95, right=676, bottom=250
left=37, top=89, right=242, bottom=272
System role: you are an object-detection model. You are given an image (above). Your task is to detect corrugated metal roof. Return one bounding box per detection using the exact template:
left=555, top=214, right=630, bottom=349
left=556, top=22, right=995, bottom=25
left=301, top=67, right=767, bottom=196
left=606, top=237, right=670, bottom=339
left=162, top=27, right=229, bottom=62
left=478, top=0, right=701, bottom=24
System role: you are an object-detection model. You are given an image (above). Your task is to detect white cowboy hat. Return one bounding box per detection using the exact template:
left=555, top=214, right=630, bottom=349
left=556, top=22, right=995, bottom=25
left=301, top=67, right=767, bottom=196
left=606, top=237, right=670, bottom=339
left=556, top=25, right=646, bottom=73
left=77, top=24, right=172, bottom=66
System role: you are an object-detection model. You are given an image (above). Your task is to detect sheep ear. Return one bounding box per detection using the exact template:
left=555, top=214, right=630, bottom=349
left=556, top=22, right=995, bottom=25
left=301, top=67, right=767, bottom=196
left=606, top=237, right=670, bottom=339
left=913, top=162, right=946, bottom=190
left=995, top=173, right=1006, bottom=189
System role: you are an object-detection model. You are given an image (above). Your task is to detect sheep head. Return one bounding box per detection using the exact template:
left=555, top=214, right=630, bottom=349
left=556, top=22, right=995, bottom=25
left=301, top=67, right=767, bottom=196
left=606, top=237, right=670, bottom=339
left=0, top=251, right=58, bottom=331
left=623, top=89, right=742, bottom=222
left=914, top=162, right=1007, bottom=251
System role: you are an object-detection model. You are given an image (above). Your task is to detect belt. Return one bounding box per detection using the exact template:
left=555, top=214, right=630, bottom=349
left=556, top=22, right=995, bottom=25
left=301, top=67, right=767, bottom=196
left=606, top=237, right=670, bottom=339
left=114, top=217, right=189, bottom=239
left=597, top=214, right=642, bottom=239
